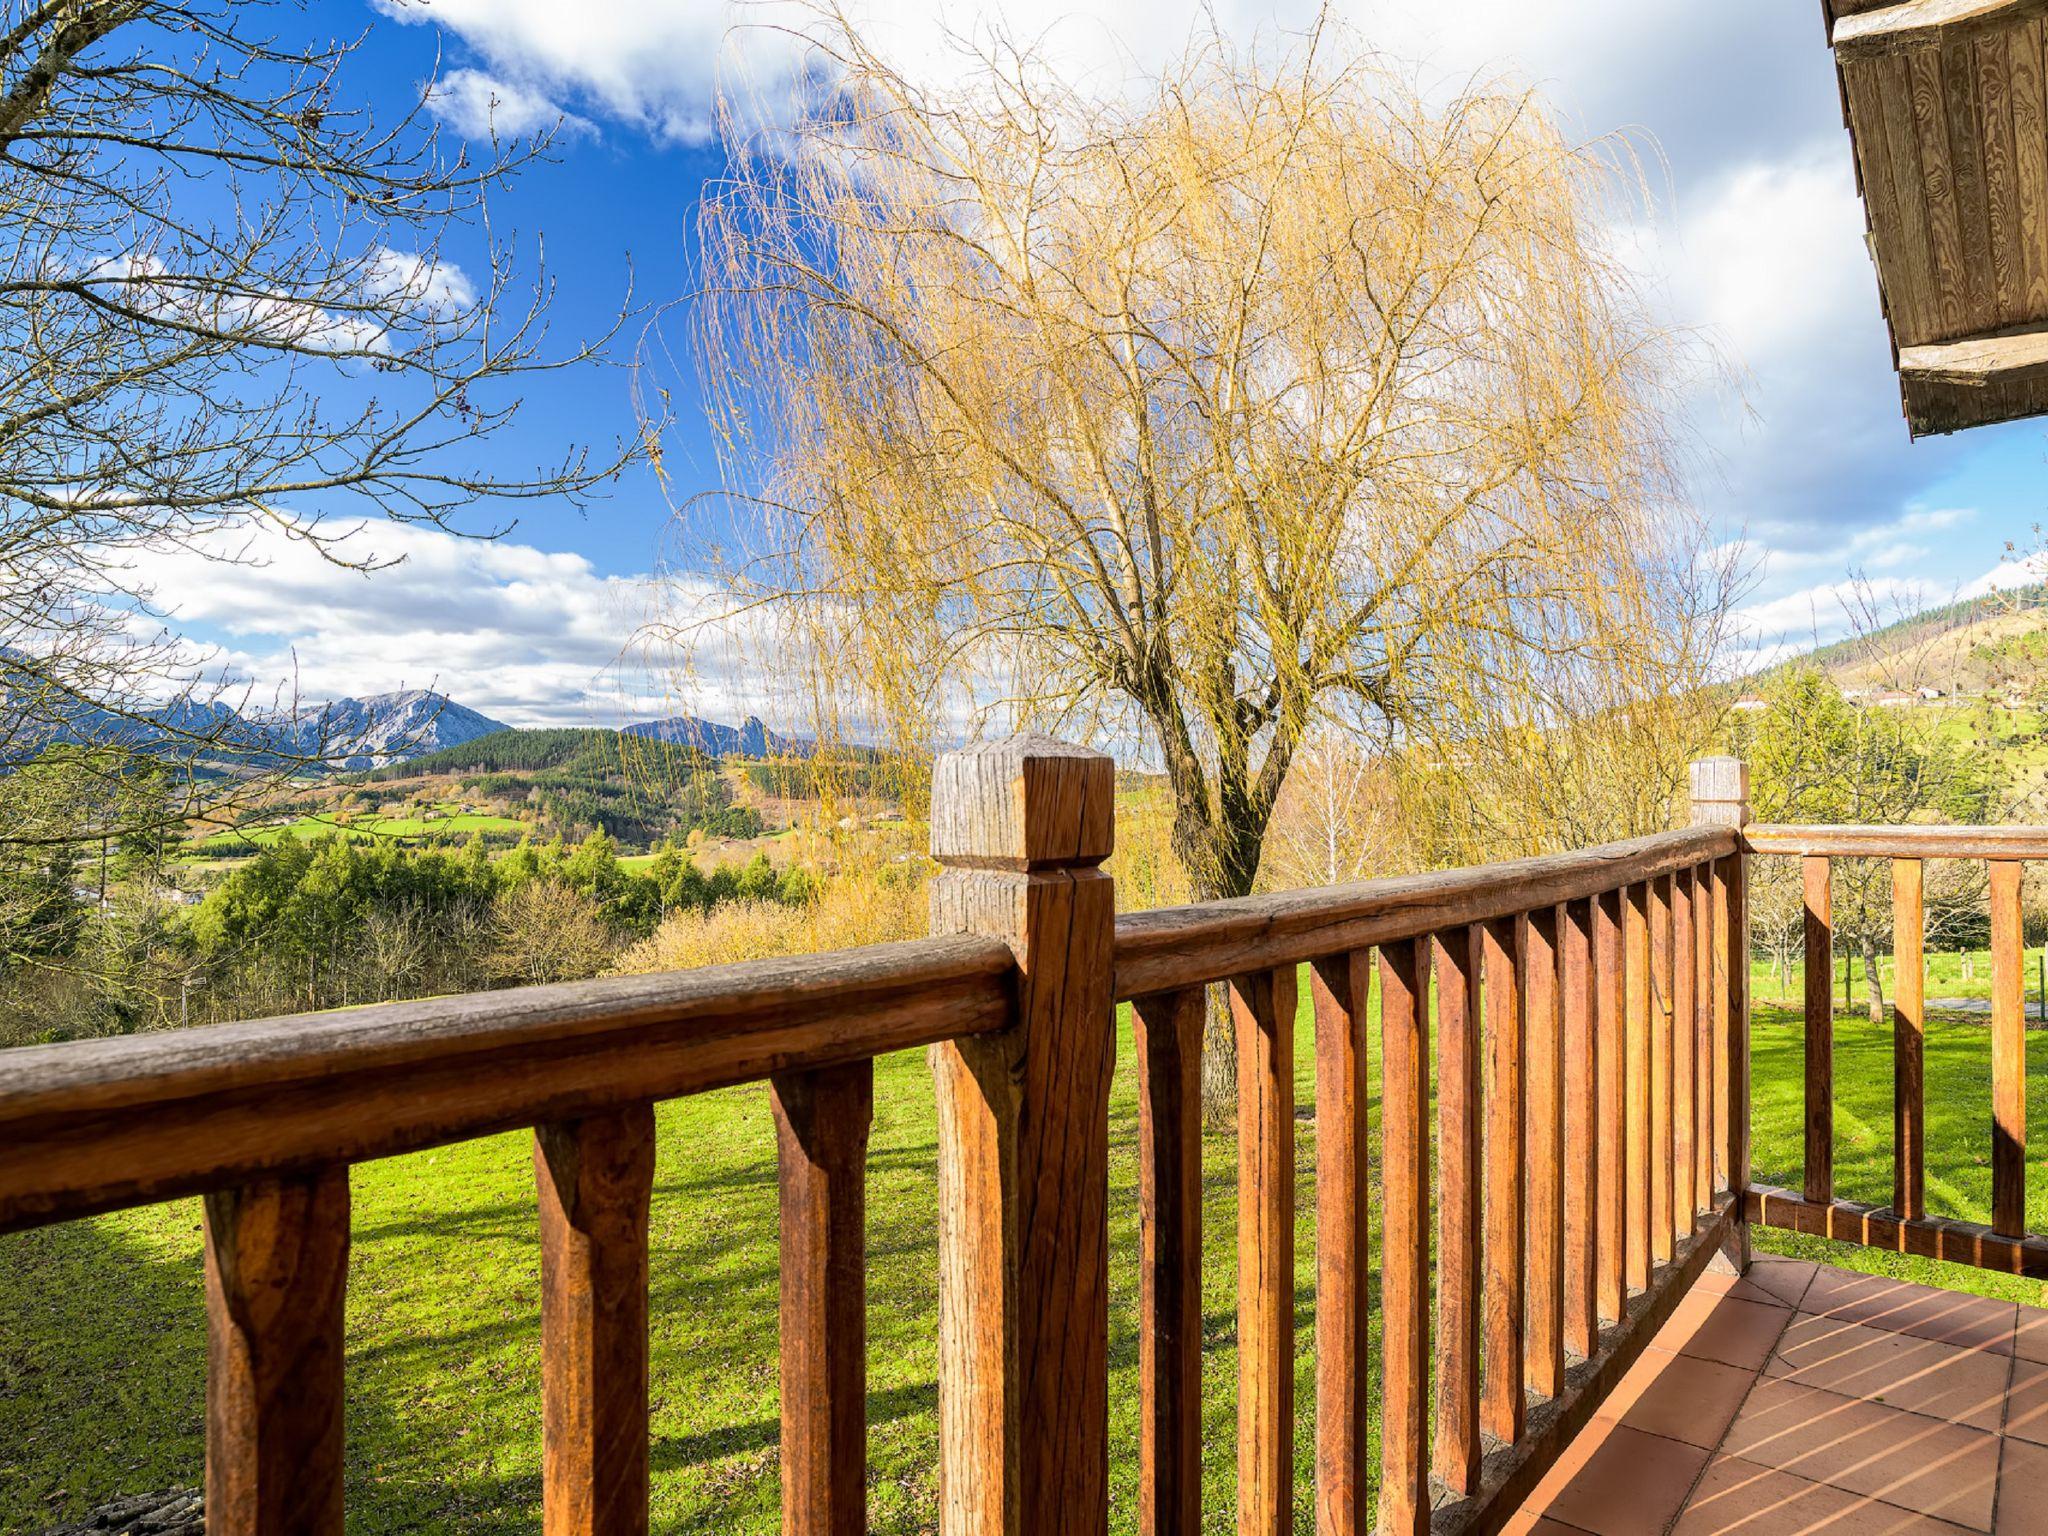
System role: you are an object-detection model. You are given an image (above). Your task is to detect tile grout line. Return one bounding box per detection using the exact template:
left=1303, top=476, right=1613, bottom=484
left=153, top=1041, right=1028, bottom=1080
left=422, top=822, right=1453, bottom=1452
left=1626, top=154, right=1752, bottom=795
left=1654, top=1266, right=1802, bottom=1536
left=1990, top=1307, right=2019, bottom=1535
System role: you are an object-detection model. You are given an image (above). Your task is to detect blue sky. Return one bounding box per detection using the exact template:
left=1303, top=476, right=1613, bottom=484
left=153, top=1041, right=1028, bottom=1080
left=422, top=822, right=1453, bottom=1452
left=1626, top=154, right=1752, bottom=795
left=156, top=0, right=2048, bottom=727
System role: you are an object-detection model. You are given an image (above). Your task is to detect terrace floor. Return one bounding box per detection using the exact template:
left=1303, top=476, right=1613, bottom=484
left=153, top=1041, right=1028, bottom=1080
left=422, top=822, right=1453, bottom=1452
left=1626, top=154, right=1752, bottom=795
left=1508, top=1258, right=2048, bottom=1536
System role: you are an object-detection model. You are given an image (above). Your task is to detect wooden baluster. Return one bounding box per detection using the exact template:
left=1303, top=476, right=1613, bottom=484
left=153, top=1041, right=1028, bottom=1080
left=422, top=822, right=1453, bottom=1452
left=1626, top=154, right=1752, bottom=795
left=1649, top=874, right=1674, bottom=1265
left=1379, top=937, right=1431, bottom=1536
left=1433, top=925, right=1482, bottom=1494
left=1235, top=965, right=1298, bottom=1536
left=1134, top=988, right=1204, bottom=1536
left=928, top=735, right=1116, bottom=1536
left=1523, top=906, right=1564, bottom=1399
left=1993, top=859, right=2027, bottom=1238
left=1483, top=917, right=1525, bottom=1443
left=1594, top=889, right=1626, bottom=1322
left=1673, top=869, right=1697, bottom=1239
left=204, top=1166, right=350, bottom=1536
left=1693, top=862, right=1715, bottom=1221
left=536, top=1106, right=657, bottom=1536
left=774, top=1063, right=874, bottom=1536
left=1692, top=758, right=1750, bottom=1232
left=1624, top=882, right=1651, bottom=1294
left=1894, top=859, right=1926, bottom=1220
left=1312, top=952, right=1372, bottom=1536
left=1561, top=897, right=1600, bottom=1359
left=1803, top=856, right=1834, bottom=1206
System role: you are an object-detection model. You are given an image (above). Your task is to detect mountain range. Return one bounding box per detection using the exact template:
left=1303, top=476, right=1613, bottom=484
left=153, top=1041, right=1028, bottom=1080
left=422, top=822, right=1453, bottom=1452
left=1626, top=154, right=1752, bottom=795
left=12, top=682, right=814, bottom=772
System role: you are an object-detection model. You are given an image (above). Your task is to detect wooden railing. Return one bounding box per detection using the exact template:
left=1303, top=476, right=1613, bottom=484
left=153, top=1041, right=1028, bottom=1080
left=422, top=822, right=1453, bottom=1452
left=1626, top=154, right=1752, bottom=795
left=0, top=739, right=1761, bottom=1536
left=1743, top=822, right=2048, bottom=1276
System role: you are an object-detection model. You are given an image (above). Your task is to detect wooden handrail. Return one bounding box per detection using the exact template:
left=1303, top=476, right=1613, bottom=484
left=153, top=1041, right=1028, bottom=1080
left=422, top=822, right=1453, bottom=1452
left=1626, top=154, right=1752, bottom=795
left=1112, top=825, right=1736, bottom=999
left=0, top=935, right=1014, bottom=1235
left=1744, top=823, right=2048, bottom=857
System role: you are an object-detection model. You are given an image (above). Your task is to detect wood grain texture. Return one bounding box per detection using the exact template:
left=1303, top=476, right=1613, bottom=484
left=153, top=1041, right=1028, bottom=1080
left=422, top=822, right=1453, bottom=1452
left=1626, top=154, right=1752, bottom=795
left=1804, top=856, right=1835, bottom=1207
left=0, top=935, right=1012, bottom=1237
left=1560, top=899, right=1599, bottom=1359
left=928, top=735, right=1116, bottom=1536
left=203, top=1166, right=350, bottom=1536
left=1895, top=859, right=1927, bottom=1220
left=1234, top=966, right=1298, bottom=1536
left=1594, top=890, right=1626, bottom=1323
left=1745, top=823, right=2048, bottom=857
left=1692, top=864, right=1715, bottom=1222
left=1311, top=952, right=1372, bottom=1536
left=1522, top=907, right=1565, bottom=1398
left=1720, top=852, right=1754, bottom=1270
left=1648, top=875, right=1675, bottom=1266
left=1482, top=917, right=1526, bottom=1444
left=1378, top=938, right=1431, bottom=1536
left=536, top=1105, right=657, bottom=1536
left=1993, top=858, right=2028, bottom=1237
left=1112, top=828, right=1734, bottom=1001
left=1133, top=987, right=1204, bottom=1536
left=1434, top=925, right=1483, bottom=1494
left=773, top=1063, right=874, bottom=1536
left=1624, top=883, right=1651, bottom=1295
left=1672, top=870, right=1697, bottom=1241
left=1749, top=1186, right=2048, bottom=1275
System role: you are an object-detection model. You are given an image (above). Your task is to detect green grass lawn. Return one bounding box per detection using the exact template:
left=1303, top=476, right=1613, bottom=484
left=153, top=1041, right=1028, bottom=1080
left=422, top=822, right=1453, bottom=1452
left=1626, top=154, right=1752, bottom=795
left=193, top=807, right=527, bottom=853
left=5, top=984, right=2048, bottom=1532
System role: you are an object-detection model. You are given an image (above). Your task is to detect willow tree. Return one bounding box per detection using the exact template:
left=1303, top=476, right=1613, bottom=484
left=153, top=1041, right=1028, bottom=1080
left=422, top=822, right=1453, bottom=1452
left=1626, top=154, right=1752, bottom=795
left=694, top=14, right=1717, bottom=1115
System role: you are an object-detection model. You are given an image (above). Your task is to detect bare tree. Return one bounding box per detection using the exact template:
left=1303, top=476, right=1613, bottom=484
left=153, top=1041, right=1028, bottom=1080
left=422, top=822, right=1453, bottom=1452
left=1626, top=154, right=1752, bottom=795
left=687, top=8, right=1727, bottom=1117
left=0, top=0, right=633, bottom=853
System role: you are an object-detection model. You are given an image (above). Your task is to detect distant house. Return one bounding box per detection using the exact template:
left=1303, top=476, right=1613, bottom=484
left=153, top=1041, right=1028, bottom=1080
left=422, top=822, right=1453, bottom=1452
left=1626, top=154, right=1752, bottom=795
left=1918, top=686, right=1945, bottom=700
left=1732, top=696, right=1768, bottom=713
left=1871, top=690, right=1915, bottom=708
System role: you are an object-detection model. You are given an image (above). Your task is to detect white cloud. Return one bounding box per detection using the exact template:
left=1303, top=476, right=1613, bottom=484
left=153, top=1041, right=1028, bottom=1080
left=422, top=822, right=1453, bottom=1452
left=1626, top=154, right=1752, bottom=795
left=426, top=68, right=594, bottom=142
left=120, top=518, right=783, bottom=730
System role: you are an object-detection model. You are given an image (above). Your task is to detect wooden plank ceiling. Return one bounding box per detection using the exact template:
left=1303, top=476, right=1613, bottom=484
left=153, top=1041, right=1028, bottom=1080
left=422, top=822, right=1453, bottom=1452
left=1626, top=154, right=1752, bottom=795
left=1824, top=0, right=2048, bottom=435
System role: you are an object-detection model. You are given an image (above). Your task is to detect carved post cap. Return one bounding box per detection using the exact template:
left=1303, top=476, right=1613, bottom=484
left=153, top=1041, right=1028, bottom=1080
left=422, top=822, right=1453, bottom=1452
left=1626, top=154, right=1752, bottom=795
left=930, top=732, right=1114, bottom=870
left=1689, top=758, right=1751, bottom=828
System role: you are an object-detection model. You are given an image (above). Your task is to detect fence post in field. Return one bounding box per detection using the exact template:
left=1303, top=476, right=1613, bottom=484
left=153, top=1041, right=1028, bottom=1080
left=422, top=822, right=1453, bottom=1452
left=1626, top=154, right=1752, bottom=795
left=928, top=733, right=1116, bottom=1536
left=1690, top=757, right=1751, bottom=1272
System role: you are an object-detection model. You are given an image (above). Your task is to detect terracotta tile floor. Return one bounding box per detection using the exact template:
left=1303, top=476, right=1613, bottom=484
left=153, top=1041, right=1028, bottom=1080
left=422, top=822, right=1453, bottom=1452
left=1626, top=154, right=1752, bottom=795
left=1509, top=1259, right=2048, bottom=1535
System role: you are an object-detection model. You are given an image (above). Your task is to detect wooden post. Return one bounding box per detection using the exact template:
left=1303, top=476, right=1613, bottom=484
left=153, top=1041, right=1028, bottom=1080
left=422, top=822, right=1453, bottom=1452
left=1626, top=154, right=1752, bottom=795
left=1134, top=988, right=1204, bottom=1536
left=1482, top=916, right=1526, bottom=1443
left=773, top=1062, right=875, bottom=1536
left=1623, top=883, right=1651, bottom=1295
left=1312, top=952, right=1372, bottom=1536
left=1560, top=898, right=1600, bottom=1359
left=1378, top=937, right=1431, bottom=1536
left=1523, top=906, right=1565, bottom=1398
left=1648, top=874, right=1674, bottom=1266
left=536, top=1104, right=658, bottom=1536
left=204, top=1166, right=350, bottom=1536
left=928, top=734, right=1115, bottom=1536
left=1992, top=859, right=2027, bottom=1238
left=1593, top=888, right=1626, bottom=1322
left=1691, top=757, right=1751, bottom=1272
left=1801, top=856, right=1834, bottom=1206
left=1433, top=926, right=1483, bottom=1494
left=1235, top=965, right=1297, bottom=1536
left=1894, top=860, right=1925, bottom=1220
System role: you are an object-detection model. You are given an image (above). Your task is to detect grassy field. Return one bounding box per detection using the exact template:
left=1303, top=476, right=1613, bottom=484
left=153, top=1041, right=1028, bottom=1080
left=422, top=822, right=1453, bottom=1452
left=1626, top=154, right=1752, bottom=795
left=4, top=988, right=2047, bottom=1533
left=193, top=805, right=528, bottom=853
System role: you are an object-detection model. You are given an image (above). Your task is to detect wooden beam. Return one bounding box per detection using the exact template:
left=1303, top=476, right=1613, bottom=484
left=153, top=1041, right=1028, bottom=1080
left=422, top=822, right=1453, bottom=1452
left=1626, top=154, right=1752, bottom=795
left=1745, top=822, right=2048, bottom=858
left=1113, top=828, right=1735, bottom=1001
left=1835, top=0, right=2048, bottom=60
left=0, top=936, right=1013, bottom=1236
left=1749, top=1185, right=2048, bottom=1274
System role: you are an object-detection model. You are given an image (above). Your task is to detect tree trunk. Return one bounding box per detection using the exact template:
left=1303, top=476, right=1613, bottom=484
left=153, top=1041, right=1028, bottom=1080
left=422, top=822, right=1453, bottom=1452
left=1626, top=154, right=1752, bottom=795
left=1861, top=931, right=1885, bottom=1026
left=1200, top=982, right=1236, bottom=1128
